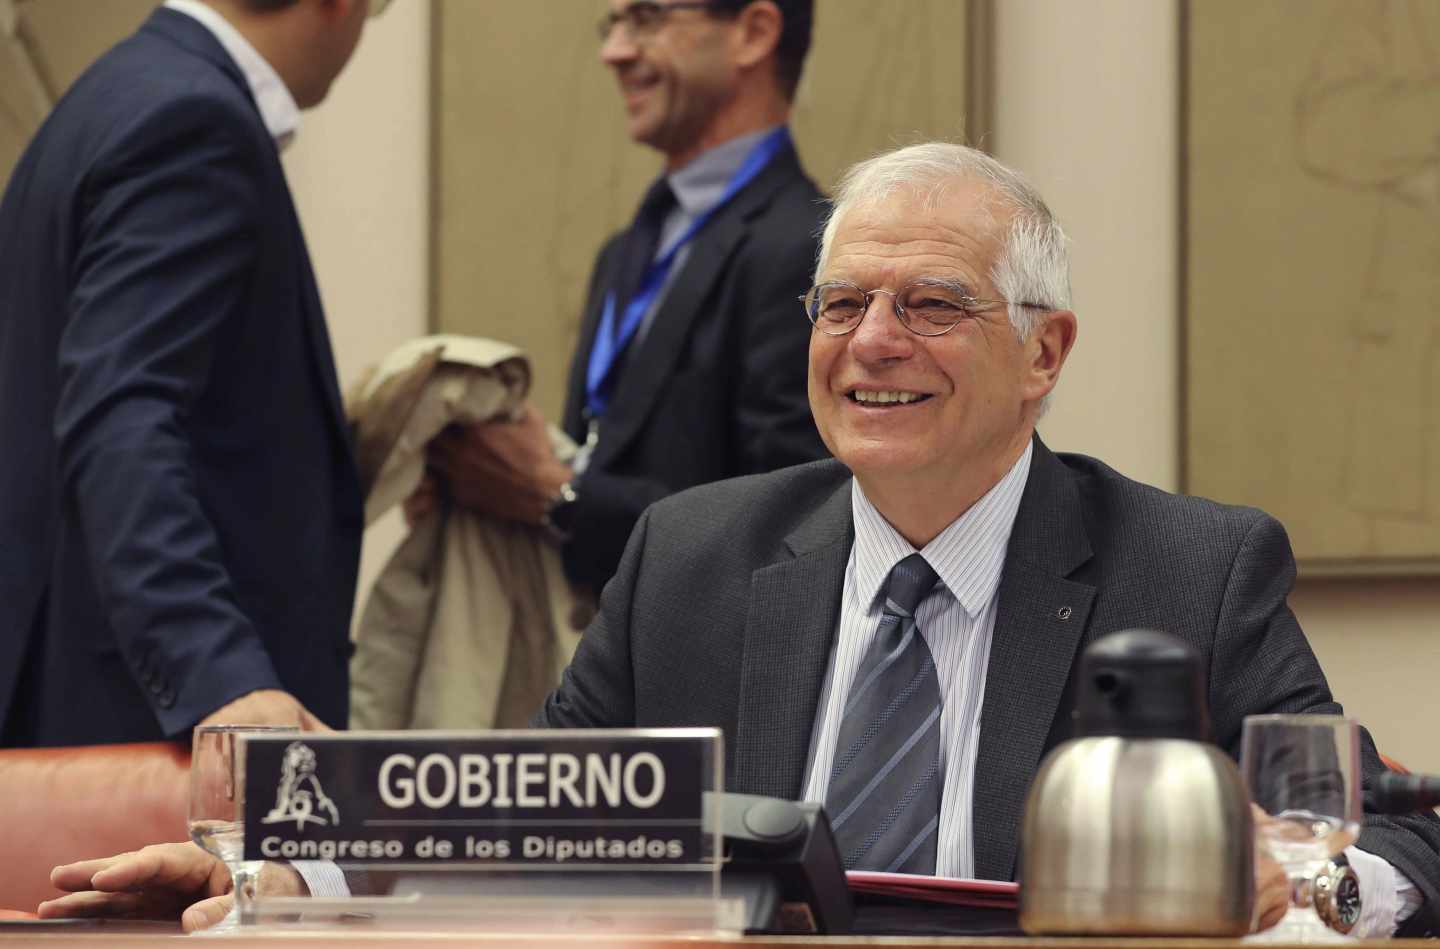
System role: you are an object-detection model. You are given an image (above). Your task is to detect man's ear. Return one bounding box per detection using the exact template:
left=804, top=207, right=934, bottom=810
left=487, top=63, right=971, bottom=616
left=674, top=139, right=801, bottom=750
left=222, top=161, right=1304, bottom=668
left=732, top=0, right=783, bottom=70
left=1023, top=309, right=1077, bottom=402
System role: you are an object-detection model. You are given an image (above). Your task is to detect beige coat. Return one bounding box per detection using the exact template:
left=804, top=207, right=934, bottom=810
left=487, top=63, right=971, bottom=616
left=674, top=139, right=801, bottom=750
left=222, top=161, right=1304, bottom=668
left=347, top=336, right=588, bottom=730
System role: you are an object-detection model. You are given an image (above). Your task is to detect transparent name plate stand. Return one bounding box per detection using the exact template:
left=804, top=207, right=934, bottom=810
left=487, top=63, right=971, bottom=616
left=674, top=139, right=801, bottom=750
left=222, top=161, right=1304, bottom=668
left=234, top=728, right=738, bottom=936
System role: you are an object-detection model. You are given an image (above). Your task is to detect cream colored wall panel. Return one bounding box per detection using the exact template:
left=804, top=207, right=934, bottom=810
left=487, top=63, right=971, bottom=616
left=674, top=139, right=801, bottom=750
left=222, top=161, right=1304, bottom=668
left=0, top=0, right=152, bottom=186
left=994, top=0, right=1179, bottom=492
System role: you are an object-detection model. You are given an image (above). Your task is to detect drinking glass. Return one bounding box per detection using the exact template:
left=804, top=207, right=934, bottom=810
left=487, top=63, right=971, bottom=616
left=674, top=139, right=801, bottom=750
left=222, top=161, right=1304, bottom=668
left=189, top=725, right=299, bottom=931
left=1240, top=714, right=1362, bottom=943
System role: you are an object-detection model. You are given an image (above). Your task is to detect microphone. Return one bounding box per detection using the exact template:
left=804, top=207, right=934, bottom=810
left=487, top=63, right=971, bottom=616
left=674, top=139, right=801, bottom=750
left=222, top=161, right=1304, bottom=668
left=1373, top=773, right=1440, bottom=814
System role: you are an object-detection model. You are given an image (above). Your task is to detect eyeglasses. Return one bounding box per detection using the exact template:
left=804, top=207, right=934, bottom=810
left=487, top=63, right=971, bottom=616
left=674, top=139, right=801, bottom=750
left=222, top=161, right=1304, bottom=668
left=800, top=279, right=1051, bottom=337
left=596, top=1, right=720, bottom=42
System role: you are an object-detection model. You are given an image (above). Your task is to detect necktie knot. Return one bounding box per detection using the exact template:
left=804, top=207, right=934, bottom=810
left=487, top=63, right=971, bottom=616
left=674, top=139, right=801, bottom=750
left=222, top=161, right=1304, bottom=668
left=635, top=177, right=677, bottom=230
left=884, top=553, right=940, bottom=618
left=607, top=177, right=678, bottom=339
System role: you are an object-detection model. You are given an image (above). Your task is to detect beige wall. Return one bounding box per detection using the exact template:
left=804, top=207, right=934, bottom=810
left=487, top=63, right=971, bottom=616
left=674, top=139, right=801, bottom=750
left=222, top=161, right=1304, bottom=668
left=994, top=0, right=1179, bottom=491
left=993, top=0, right=1437, bottom=771
left=281, top=0, right=431, bottom=621
left=0, top=1, right=153, bottom=177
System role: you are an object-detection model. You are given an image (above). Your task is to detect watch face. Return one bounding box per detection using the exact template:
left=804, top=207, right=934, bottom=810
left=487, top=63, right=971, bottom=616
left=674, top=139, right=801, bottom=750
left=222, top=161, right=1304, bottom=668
left=1333, top=871, right=1362, bottom=928
left=1317, top=862, right=1361, bottom=934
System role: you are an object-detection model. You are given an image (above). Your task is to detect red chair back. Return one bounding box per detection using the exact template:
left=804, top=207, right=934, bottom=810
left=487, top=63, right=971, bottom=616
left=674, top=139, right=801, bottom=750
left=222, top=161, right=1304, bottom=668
left=1380, top=753, right=1412, bottom=775
left=0, top=742, right=189, bottom=913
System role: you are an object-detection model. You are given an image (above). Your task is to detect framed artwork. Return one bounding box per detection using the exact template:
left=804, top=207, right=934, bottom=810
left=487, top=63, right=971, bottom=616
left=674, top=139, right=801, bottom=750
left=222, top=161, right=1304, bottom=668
left=1184, top=0, right=1440, bottom=575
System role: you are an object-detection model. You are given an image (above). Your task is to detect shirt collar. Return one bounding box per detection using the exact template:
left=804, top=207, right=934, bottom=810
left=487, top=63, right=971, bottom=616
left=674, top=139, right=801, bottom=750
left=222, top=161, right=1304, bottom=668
left=665, top=125, right=782, bottom=217
left=850, top=440, right=1034, bottom=620
left=163, top=0, right=301, bottom=150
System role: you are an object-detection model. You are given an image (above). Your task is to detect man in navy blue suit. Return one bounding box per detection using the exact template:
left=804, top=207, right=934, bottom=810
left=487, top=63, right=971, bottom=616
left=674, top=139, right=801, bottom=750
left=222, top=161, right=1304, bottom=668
left=0, top=0, right=385, bottom=746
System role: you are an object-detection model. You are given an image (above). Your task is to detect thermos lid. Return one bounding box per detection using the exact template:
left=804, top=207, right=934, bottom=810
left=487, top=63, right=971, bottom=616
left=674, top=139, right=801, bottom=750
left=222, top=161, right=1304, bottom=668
left=1074, top=629, right=1210, bottom=740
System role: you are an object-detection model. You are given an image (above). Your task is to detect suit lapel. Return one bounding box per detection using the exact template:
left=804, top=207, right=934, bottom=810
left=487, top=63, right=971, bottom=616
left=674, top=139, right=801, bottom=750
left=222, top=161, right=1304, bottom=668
left=972, top=438, right=1096, bottom=880
left=561, top=240, right=622, bottom=441
left=589, top=146, right=804, bottom=470
left=589, top=216, right=745, bottom=470
left=733, top=474, right=852, bottom=799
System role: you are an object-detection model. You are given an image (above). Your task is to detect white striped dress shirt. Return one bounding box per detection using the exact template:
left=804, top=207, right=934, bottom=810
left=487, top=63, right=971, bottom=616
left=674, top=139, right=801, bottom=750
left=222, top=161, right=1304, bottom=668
left=801, top=441, right=1032, bottom=879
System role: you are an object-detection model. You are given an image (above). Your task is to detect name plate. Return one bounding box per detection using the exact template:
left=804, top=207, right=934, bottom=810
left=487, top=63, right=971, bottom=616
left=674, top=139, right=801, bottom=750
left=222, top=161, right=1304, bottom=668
left=241, top=729, right=720, bottom=866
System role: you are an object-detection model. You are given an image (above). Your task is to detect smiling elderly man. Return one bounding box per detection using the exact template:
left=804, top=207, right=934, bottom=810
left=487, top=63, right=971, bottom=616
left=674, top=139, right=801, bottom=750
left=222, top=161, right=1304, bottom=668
left=43, top=144, right=1440, bottom=937
left=532, top=142, right=1440, bottom=936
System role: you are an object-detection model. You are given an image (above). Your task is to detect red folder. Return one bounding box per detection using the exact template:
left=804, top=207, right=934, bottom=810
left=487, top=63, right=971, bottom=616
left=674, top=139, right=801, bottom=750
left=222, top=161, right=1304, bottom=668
left=846, top=871, right=1019, bottom=909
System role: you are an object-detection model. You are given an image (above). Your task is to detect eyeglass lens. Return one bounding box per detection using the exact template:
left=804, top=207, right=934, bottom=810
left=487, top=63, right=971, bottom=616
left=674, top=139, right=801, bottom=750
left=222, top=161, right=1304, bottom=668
left=597, top=2, right=686, bottom=41
left=806, top=283, right=981, bottom=336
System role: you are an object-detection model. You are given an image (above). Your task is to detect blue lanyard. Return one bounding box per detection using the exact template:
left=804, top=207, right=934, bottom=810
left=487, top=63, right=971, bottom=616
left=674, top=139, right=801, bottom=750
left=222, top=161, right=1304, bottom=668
left=585, top=127, right=791, bottom=419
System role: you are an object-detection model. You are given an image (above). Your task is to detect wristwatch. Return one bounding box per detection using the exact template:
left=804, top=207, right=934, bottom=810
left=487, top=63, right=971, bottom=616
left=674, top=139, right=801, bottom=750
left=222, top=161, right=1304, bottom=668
left=540, top=480, right=579, bottom=543
left=1313, top=853, right=1361, bottom=935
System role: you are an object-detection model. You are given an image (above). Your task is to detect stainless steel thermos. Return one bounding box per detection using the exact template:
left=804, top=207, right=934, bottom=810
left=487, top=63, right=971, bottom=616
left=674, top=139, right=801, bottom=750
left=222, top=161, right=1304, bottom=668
left=1019, top=629, right=1254, bottom=936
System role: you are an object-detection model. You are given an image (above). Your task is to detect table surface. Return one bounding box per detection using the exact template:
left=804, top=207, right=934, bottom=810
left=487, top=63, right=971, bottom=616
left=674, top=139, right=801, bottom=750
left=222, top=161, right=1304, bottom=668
left=0, top=923, right=1432, bottom=948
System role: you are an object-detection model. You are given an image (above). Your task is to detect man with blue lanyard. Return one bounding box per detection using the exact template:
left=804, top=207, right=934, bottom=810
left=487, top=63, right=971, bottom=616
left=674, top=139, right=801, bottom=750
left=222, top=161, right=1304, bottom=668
left=426, top=0, right=828, bottom=593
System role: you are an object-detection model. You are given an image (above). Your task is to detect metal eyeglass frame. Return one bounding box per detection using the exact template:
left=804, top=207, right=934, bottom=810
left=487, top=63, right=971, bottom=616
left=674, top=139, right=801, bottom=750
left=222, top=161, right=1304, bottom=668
left=800, top=279, right=1051, bottom=337
left=596, top=1, right=722, bottom=42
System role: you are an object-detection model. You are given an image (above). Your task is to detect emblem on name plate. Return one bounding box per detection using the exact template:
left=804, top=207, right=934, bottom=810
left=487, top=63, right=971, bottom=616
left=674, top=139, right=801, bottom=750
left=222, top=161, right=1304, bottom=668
left=261, top=741, right=341, bottom=831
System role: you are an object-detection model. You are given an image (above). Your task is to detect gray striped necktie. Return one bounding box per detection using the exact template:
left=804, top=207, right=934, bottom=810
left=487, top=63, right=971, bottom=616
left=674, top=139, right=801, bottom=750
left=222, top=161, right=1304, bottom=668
left=825, top=553, right=943, bottom=873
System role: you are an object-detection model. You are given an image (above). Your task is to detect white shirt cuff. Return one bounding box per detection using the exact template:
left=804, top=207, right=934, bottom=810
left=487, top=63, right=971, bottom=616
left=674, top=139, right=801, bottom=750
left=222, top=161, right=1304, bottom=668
left=289, top=860, right=351, bottom=898
left=1347, top=844, right=1421, bottom=938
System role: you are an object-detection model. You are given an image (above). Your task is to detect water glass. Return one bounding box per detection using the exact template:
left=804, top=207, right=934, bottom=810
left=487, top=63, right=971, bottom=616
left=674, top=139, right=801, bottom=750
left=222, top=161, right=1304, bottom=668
left=1240, top=714, right=1362, bottom=943
left=189, top=725, right=299, bottom=930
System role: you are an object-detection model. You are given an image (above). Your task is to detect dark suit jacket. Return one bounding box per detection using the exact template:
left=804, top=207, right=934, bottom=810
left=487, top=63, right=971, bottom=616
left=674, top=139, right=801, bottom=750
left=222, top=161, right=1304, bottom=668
left=0, top=9, right=362, bottom=746
left=537, top=438, right=1440, bottom=936
left=558, top=139, right=828, bottom=591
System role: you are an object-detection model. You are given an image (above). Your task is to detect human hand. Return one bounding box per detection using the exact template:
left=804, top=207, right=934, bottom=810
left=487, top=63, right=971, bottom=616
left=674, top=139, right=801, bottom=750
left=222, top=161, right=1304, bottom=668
left=427, top=404, right=572, bottom=526
left=197, top=689, right=331, bottom=732
left=41, top=843, right=307, bottom=931
left=1250, top=804, right=1290, bottom=932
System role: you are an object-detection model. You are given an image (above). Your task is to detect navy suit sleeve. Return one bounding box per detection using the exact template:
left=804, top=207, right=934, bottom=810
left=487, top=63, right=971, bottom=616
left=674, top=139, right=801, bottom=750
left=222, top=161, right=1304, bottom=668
left=54, top=95, right=283, bottom=736
left=1208, top=514, right=1440, bottom=936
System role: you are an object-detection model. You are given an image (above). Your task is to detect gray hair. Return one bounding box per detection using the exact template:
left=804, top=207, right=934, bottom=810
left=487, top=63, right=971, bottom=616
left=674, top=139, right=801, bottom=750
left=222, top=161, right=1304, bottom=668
left=815, top=142, right=1071, bottom=341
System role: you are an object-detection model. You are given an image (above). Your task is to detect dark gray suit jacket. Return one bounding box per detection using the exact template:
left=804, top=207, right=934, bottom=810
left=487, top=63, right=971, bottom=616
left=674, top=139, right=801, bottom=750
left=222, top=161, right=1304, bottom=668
left=537, top=437, right=1439, bottom=935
